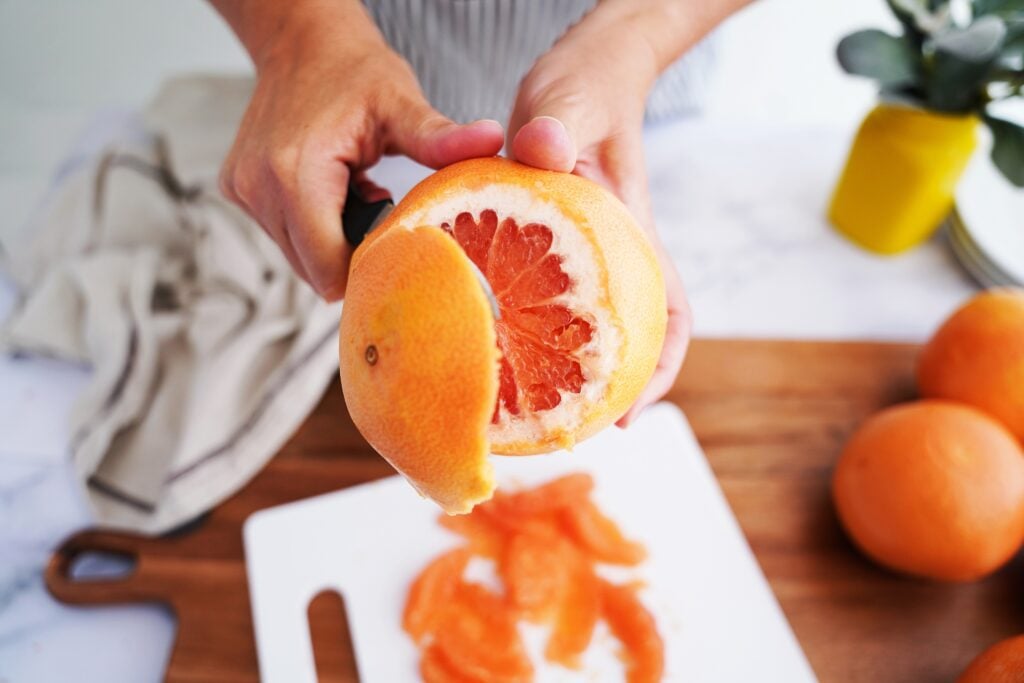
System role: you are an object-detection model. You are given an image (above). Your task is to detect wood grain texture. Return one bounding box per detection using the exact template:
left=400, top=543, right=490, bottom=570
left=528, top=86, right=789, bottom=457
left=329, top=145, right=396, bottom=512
left=45, top=339, right=1024, bottom=682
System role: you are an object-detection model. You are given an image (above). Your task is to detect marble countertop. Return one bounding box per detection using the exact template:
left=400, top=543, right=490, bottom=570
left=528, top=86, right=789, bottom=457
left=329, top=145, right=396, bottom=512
left=0, top=1, right=982, bottom=681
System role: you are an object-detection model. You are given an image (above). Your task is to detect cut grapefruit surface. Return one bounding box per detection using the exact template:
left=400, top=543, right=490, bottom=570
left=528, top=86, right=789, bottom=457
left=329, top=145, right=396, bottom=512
left=441, top=212, right=594, bottom=422
left=340, top=158, right=666, bottom=513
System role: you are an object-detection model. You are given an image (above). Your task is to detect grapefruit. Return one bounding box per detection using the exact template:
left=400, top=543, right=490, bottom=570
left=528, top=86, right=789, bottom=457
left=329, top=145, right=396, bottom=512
left=339, top=158, right=666, bottom=513
left=958, top=634, right=1024, bottom=683
left=918, top=287, right=1024, bottom=442
left=833, top=400, right=1024, bottom=582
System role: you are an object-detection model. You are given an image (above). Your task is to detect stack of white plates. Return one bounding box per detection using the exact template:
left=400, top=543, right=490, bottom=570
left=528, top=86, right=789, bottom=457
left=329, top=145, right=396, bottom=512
left=947, top=151, right=1024, bottom=288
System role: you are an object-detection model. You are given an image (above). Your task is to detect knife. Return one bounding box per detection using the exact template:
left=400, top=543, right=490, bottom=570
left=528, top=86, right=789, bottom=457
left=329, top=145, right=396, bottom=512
left=340, top=178, right=500, bottom=318
left=342, top=180, right=394, bottom=247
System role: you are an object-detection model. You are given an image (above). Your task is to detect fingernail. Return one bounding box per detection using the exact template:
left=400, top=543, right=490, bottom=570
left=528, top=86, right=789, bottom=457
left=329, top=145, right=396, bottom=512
left=470, top=118, right=503, bottom=130
left=532, top=115, right=567, bottom=132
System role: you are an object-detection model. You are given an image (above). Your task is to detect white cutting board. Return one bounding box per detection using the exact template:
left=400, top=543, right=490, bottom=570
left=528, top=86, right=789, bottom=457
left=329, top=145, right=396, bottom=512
left=244, top=404, right=817, bottom=682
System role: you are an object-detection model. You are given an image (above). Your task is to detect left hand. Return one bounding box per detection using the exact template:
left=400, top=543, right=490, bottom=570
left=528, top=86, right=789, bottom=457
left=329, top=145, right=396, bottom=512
left=508, top=6, right=692, bottom=427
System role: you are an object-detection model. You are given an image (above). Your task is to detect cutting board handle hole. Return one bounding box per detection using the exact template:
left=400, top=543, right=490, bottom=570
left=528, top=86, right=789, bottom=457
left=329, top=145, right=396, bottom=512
left=308, top=589, right=361, bottom=682
left=67, top=549, right=137, bottom=582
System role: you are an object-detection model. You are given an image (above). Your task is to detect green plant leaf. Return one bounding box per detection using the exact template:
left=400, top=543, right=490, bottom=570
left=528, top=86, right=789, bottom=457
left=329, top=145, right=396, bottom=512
left=927, top=17, right=1007, bottom=111
left=985, top=114, right=1024, bottom=186
left=1006, top=20, right=1024, bottom=50
left=888, top=0, right=928, bottom=45
left=931, top=15, right=1007, bottom=58
left=928, top=55, right=992, bottom=110
left=972, top=0, right=1024, bottom=18
left=837, top=29, right=921, bottom=86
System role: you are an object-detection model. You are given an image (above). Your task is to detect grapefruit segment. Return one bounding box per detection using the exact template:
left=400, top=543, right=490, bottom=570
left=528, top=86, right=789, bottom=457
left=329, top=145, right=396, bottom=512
left=600, top=579, right=665, bottom=683
left=438, top=513, right=506, bottom=559
left=434, top=582, right=533, bottom=683
left=545, top=549, right=601, bottom=668
left=500, top=533, right=568, bottom=620
left=563, top=499, right=647, bottom=565
left=420, top=644, right=480, bottom=683
left=449, top=209, right=498, bottom=273
left=403, top=548, right=472, bottom=643
left=489, top=473, right=595, bottom=518
left=404, top=472, right=664, bottom=681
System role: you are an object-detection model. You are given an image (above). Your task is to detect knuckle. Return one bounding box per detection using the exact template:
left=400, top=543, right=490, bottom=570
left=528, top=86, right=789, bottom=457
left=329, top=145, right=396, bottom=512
left=232, top=167, right=259, bottom=204
left=266, top=145, right=299, bottom=182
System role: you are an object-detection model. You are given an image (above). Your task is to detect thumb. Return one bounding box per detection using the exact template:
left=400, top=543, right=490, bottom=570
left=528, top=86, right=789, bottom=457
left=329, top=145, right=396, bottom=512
left=508, top=85, right=598, bottom=172
left=510, top=115, right=578, bottom=173
left=384, top=95, right=504, bottom=169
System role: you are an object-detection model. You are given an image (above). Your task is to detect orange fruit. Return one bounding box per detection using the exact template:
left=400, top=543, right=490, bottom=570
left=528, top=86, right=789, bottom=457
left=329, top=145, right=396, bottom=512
left=833, top=400, right=1024, bottom=581
left=918, top=288, right=1024, bottom=442
left=958, top=634, right=1024, bottom=683
left=600, top=579, right=665, bottom=683
left=339, top=158, right=666, bottom=512
left=403, top=548, right=472, bottom=643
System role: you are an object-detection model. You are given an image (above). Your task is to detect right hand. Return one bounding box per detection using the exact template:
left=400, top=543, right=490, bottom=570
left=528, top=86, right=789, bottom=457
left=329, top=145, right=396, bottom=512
left=218, top=4, right=504, bottom=300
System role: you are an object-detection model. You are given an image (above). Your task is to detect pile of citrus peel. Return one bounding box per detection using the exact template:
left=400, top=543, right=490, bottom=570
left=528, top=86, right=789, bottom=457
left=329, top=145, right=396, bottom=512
left=402, top=473, right=664, bottom=682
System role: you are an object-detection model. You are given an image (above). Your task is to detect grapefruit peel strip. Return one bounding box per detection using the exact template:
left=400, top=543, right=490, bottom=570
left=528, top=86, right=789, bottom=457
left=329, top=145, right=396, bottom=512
left=339, top=225, right=499, bottom=514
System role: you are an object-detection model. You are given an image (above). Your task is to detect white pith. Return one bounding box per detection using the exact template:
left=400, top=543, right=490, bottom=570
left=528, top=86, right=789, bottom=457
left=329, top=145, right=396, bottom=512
left=394, top=183, right=622, bottom=447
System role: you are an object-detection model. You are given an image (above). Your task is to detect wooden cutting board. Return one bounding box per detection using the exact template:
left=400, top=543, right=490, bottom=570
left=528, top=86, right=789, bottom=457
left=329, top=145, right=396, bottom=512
left=45, top=339, right=1024, bottom=683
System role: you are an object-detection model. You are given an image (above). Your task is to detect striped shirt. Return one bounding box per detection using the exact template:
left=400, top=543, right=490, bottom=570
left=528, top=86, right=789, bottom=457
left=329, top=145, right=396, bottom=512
left=363, top=0, right=715, bottom=124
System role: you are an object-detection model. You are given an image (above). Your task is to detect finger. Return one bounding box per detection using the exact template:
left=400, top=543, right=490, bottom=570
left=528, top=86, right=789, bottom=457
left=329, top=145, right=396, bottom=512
left=616, top=304, right=691, bottom=428
left=586, top=132, right=653, bottom=230
left=256, top=204, right=314, bottom=286
left=279, top=155, right=352, bottom=301
left=507, top=78, right=610, bottom=173
left=510, top=116, right=577, bottom=173
left=221, top=163, right=314, bottom=286
left=384, top=95, right=504, bottom=169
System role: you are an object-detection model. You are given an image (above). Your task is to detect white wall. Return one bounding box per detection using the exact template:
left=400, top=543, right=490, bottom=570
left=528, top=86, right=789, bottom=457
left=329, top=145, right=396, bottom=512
left=0, top=0, right=251, bottom=108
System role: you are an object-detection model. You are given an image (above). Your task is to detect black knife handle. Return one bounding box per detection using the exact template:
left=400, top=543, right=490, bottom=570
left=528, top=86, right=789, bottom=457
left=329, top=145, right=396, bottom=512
left=342, top=180, right=392, bottom=247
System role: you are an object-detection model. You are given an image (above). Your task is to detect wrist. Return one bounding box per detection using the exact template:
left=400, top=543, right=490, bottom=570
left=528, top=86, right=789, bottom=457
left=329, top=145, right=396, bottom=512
left=215, top=0, right=386, bottom=72
left=587, top=0, right=749, bottom=75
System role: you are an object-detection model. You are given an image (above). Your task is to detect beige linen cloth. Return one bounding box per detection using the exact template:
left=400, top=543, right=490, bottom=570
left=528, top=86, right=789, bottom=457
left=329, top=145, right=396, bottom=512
left=1, top=75, right=342, bottom=534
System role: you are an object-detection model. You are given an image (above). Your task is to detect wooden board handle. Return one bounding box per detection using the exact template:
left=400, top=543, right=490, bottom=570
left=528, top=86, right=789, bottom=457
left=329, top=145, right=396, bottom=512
left=45, top=530, right=168, bottom=606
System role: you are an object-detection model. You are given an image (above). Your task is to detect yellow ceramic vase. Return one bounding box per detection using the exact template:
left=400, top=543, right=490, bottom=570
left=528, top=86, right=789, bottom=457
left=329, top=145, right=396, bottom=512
left=829, top=103, right=978, bottom=255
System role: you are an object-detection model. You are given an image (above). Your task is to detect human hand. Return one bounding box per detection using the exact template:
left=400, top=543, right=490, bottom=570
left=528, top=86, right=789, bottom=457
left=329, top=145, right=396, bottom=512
left=216, top=0, right=504, bottom=300
left=508, top=4, right=693, bottom=427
